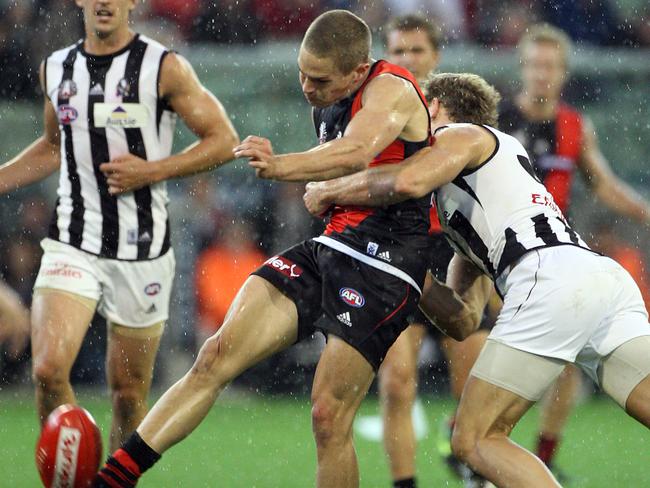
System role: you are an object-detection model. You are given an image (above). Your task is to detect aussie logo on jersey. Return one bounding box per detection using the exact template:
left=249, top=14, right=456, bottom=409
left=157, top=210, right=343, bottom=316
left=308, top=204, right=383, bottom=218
left=339, top=287, right=365, bottom=308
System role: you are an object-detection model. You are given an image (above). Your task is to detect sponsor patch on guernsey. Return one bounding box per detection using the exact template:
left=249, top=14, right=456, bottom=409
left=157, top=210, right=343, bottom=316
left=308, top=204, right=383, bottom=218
left=93, top=103, right=149, bottom=128
left=339, top=287, right=365, bottom=308
left=264, top=256, right=303, bottom=279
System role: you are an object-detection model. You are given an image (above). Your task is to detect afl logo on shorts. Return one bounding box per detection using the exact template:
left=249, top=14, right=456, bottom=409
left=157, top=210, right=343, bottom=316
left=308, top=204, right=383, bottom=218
left=57, top=105, right=78, bottom=125
left=144, top=283, right=161, bottom=296
left=339, top=288, right=365, bottom=308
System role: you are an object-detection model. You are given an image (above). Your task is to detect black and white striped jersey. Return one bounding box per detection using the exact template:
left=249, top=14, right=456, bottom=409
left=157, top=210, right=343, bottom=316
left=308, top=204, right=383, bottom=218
left=434, top=124, right=590, bottom=287
left=44, top=34, right=177, bottom=260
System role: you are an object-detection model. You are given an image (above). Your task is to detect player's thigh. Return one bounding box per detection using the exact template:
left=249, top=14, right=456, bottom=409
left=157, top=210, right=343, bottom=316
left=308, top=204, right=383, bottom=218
left=106, top=321, right=164, bottom=390
left=442, top=330, right=488, bottom=398
left=443, top=330, right=488, bottom=374
left=32, top=239, right=101, bottom=370
left=458, top=340, right=565, bottom=437
left=196, top=275, right=299, bottom=381
left=598, top=336, right=650, bottom=419
left=379, top=324, right=425, bottom=384
left=312, top=335, right=375, bottom=426
left=31, top=289, right=97, bottom=372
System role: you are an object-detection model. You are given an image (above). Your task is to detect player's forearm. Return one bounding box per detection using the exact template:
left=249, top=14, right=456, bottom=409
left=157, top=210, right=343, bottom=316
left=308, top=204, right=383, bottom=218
left=419, top=272, right=492, bottom=341
left=275, top=138, right=372, bottom=182
left=594, top=180, right=650, bottom=224
left=319, top=165, right=408, bottom=208
left=0, top=137, right=60, bottom=194
left=153, top=131, right=239, bottom=182
left=419, top=278, right=479, bottom=341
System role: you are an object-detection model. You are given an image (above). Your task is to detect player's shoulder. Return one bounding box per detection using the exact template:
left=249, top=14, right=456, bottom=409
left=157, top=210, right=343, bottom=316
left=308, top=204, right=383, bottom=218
left=136, top=33, right=172, bottom=56
left=45, top=40, right=83, bottom=66
left=366, top=64, right=421, bottom=103
left=437, top=123, right=491, bottom=139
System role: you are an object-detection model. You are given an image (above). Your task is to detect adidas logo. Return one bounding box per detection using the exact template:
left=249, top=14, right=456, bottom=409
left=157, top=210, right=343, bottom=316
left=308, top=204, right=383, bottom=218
left=337, top=312, right=352, bottom=327
left=145, top=303, right=157, bottom=314
left=139, top=231, right=152, bottom=242
left=377, top=251, right=391, bottom=262
left=89, top=83, right=104, bottom=96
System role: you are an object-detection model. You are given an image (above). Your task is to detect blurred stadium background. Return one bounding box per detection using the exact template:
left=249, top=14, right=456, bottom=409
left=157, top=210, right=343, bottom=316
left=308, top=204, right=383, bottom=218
left=0, top=0, right=649, bottom=486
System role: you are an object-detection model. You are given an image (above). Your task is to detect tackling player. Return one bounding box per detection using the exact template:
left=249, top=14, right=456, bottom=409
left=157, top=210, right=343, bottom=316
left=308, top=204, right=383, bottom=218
left=303, top=71, right=650, bottom=487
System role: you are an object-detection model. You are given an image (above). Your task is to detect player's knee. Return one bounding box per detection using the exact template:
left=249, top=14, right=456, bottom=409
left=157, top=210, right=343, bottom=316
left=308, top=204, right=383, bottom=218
left=188, top=335, right=231, bottom=387
left=450, top=425, right=477, bottom=463
left=111, top=384, right=147, bottom=419
left=32, top=359, right=68, bottom=391
left=311, top=395, right=347, bottom=447
left=380, top=364, right=416, bottom=407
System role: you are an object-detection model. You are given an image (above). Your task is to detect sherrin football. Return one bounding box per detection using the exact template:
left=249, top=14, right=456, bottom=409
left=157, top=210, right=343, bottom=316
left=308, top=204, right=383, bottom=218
left=36, top=404, right=103, bottom=488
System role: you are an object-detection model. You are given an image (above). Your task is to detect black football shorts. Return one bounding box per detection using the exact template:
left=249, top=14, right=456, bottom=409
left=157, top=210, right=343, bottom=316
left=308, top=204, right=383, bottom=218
left=252, top=239, right=420, bottom=370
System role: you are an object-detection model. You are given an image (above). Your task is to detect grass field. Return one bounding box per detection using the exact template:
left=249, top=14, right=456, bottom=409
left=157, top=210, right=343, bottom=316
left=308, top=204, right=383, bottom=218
left=1, top=390, right=647, bottom=487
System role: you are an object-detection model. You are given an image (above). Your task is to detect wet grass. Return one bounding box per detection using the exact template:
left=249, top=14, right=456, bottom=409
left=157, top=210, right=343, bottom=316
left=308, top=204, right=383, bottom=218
left=0, top=390, right=646, bottom=487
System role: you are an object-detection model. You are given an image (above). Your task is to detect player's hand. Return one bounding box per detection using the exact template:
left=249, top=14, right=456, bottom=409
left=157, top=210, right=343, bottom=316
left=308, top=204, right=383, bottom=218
left=233, top=136, right=279, bottom=179
left=99, top=154, right=157, bottom=195
left=303, top=181, right=332, bottom=217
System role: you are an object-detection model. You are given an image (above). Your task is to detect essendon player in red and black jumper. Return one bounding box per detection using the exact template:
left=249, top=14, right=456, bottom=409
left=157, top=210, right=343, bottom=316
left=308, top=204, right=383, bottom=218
left=499, top=100, right=582, bottom=217
left=94, top=12, right=436, bottom=488
left=253, top=59, right=432, bottom=370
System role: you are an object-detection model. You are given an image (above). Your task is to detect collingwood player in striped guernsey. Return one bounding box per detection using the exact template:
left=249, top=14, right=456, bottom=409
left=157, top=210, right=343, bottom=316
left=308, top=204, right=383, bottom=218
left=0, top=0, right=238, bottom=450
left=304, top=72, right=650, bottom=487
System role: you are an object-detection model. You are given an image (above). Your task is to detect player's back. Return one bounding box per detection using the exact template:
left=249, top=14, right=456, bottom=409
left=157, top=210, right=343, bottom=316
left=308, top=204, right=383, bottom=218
left=435, top=124, right=590, bottom=290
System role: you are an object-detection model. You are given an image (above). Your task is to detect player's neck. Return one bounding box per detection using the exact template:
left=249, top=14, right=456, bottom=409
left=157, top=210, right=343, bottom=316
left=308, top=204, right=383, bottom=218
left=516, top=92, right=558, bottom=122
left=84, top=28, right=135, bottom=56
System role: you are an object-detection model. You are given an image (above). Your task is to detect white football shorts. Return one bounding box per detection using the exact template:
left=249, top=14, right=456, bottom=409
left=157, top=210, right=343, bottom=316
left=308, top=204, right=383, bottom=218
left=34, top=238, right=175, bottom=328
left=488, top=245, right=650, bottom=386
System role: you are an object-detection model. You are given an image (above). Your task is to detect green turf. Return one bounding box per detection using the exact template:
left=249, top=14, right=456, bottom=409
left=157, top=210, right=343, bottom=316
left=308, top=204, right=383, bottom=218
left=1, top=390, right=647, bottom=487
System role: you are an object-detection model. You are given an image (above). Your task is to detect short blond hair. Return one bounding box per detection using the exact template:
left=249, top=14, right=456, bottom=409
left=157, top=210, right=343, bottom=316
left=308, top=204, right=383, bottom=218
left=518, top=23, right=572, bottom=66
left=424, top=73, right=501, bottom=127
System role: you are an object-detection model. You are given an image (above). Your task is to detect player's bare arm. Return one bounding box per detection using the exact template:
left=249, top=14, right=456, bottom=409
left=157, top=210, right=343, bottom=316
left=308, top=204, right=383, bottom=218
left=577, top=116, right=650, bottom=224
left=100, top=53, right=239, bottom=195
left=0, top=280, right=30, bottom=359
left=234, top=74, right=427, bottom=182
left=418, top=254, right=492, bottom=341
left=303, top=123, right=495, bottom=214
left=0, top=61, right=60, bottom=194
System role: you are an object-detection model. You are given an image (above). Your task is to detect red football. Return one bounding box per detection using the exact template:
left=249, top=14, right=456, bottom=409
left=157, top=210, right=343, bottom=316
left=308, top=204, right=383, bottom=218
left=36, top=404, right=103, bottom=488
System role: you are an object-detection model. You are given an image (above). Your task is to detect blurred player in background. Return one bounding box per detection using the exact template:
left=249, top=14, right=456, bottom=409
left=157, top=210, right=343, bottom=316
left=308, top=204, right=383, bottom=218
left=0, top=280, right=30, bottom=360
left=0, top=0, right=238, bottom=450
left=303, top=71, right=650, bottom=488
left=379, top=15, right=448, bottom=488
left=95, top=10, right=434, bottom=488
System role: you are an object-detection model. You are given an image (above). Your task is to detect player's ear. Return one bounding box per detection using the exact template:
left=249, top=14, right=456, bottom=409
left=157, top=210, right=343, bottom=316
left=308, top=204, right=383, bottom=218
left=129, top=0, right=138, bottom=12
left=428, top=98, right=440, bottom=118
left=351, top=62, right=371, bottom=84
left=74, top=0, right=84, bottom=8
